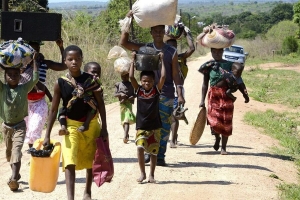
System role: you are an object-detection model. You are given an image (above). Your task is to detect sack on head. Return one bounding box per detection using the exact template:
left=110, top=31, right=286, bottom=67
left=196, top=24, right=235, bottom=49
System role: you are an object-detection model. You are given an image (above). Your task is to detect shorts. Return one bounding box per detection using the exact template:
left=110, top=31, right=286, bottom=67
left=2, top=121, right=26, bottom=164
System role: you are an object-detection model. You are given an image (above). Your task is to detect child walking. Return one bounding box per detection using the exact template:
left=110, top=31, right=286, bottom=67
left=114, top=72, right=136, bottom=143
left=58, top=61, right=102, bottom=135
left=43, top=45, right=108, bottom=200
left=129, top=51, right=165, bottom=183
left=0, top=39, right=38, bottom=191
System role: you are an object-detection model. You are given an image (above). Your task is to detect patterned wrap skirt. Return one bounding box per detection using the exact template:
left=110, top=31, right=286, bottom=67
left=135, top=129, right=161, bottom=155
left=207, top=86, right=234, bottom=136
left=24, top=98, right=48, bottom=144
left=120, top=102, right=136, bottom=125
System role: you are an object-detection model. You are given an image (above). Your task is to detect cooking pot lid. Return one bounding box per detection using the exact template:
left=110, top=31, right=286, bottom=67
left=138, top=46, right=157, bottom=55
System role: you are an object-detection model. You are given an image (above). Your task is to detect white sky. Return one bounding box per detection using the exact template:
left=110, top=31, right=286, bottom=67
left=49, top=0, right=108, bottom=3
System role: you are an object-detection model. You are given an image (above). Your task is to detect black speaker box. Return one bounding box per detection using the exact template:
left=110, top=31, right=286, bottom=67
left=1, top=12, right=62, bottom=41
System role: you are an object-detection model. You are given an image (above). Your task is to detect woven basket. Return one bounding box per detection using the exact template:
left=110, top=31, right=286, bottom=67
left=189, top=107, right=207, bottom=145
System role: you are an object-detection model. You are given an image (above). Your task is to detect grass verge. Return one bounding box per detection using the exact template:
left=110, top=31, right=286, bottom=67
left=244, top=68, right=300, bottom=199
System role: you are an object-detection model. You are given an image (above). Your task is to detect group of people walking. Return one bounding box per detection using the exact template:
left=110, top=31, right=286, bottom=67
left=0, top=10, right=249, bottom=200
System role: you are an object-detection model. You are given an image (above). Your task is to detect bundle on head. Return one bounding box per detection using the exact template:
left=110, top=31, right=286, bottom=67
left=165, top=21, right=185, bottom=40
left=196, top=23, right=235, bottom=49
left=0, top=38, right=35, bottom=69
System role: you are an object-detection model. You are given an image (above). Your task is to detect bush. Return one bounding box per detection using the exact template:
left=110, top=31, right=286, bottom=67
left=282, top=36, right=298, bottom=55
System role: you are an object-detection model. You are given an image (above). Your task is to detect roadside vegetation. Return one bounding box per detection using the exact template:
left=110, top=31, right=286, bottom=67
left=243, top=68, right=300, bottom=199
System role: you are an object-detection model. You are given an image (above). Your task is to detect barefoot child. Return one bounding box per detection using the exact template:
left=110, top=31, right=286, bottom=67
left=58, top=62, right=102, bottom=135
left=114, top=72, right=136, bottom=143
left=129, top=51, right=165, bottom=183
left=0, top=39, right=38, bottom=191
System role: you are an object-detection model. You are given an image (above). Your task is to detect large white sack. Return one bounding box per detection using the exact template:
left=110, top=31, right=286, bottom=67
left=132, top=0, right=178, bottom=28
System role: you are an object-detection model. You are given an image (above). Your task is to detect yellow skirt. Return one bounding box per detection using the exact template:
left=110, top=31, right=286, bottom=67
left=62, top=116, right=101, bottom=171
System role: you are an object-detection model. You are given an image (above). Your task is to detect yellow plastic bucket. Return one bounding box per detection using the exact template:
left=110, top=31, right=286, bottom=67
left=29, top=138, right=61, bottom=193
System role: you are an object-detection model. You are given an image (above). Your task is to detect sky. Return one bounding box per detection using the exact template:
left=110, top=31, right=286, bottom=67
left=49, top=0, right=108, bottom=3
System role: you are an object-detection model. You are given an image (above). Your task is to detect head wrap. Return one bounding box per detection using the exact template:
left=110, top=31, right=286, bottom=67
left=0, top=37, right=35, bottom=69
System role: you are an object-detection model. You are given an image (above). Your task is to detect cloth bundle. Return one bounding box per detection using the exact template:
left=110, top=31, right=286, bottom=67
left=107, top=46, right=131, bottom=75
left=164, top=15, right=190, bottom=40
left=119, top=0, right=178, bottom=32
left=0, top=38, right=34, bottom=69
left=197, top=24, right=235, bottom=49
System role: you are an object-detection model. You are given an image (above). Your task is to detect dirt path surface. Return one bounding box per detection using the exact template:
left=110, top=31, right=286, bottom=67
left=0, top=54, right=298, bottom=200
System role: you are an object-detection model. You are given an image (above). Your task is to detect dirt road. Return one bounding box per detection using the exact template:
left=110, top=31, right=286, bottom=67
left=0, top=54, right=298, bottom=200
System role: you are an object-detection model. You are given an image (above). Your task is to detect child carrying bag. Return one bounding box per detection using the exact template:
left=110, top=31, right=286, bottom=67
left=92, top=137, right=114, bottom=187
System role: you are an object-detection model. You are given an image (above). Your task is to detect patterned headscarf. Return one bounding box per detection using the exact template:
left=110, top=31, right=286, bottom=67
left=0, top=38, right=35, bottom=69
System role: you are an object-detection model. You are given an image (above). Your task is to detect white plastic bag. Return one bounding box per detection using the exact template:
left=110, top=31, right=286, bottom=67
left=114, top=57, right=131, bottom=75
left=107, top=46, right=128, bottom=60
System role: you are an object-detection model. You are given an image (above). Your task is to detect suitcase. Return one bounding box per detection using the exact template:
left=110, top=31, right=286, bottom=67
left=1, top=12, right=62, bottom=41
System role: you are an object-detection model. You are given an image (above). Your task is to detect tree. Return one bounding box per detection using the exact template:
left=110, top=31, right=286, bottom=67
left=1, top=0, right=48, bottom=12
left=97, top=0, right=152, bottom=45
left=270, top=3, right=293, bottom=24
left=293, top=1, right=300, bottom=38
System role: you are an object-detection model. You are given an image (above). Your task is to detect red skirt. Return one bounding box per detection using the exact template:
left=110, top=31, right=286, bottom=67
left=207, top=86, right=234, bottom=136
left=28, top=92, right=45, bottom=101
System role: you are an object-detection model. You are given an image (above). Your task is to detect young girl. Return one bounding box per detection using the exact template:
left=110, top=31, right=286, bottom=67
left=114, top=72, right=136, bottom=143
left=129, top=51, right=165, bottom=183
left=0, top=39, right=38, bottom=191
left=21, top=40, right=66, bottom=149
left=43, top=45, right=108, bottom=200
left=58, top=61, right=102, bottom=135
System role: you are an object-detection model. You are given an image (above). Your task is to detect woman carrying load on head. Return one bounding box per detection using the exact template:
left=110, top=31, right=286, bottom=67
left=198, top=25, right=249, bottom=155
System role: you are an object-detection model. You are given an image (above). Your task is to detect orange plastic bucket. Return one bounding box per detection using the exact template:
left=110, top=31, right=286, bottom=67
left=29, top=138, right=61, bottom=193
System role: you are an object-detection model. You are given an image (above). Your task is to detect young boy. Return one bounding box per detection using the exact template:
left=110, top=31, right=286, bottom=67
left=0, top=43, right=38, bottom=191
left=114, top=72, right=136, bottom=143
left=129, top=51, right=165, bottom=183
left=58, top=62, right=102, bottom=135
left=199, top=61, right=249, bottom=103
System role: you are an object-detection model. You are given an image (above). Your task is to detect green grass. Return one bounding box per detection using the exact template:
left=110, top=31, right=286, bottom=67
left=243, top=68, right=300, bottom=108
left=243, top=67, right=300, bottom=199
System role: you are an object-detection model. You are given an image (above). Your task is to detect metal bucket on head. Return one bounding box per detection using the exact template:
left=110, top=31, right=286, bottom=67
left=135, top=46, right=160, bottom=71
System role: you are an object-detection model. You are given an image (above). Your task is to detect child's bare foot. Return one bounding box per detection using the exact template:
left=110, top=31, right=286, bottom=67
left=77, top=125, right=88, bottom=132
left=59, top=128, right=69, bottom=136
left=148, top=175, right=156, bottom=183
left=170, top=141, right=177, bottom=148
left=123, top=134, right=129, bottom=144
left=136, top=173, right=146, bottom=183
left=83, top=192, right=92, bottom=200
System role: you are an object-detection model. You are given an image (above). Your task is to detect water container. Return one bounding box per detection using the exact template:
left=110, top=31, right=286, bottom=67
left=29, top=138, right=61, bottom=193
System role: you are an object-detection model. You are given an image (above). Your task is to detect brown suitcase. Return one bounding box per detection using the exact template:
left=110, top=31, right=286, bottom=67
left=1, top=11, right=62, bottom=41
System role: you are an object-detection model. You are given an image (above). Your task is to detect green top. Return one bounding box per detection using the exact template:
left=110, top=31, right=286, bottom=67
left=209, top=61, right=233, bottom=86
left=0, top=71, right=39, bottom=124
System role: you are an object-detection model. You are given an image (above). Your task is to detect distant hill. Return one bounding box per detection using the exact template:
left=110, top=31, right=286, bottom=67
left=49, top=1, right=107, bottom=9
left=49, top=0, right=298, bottom=11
